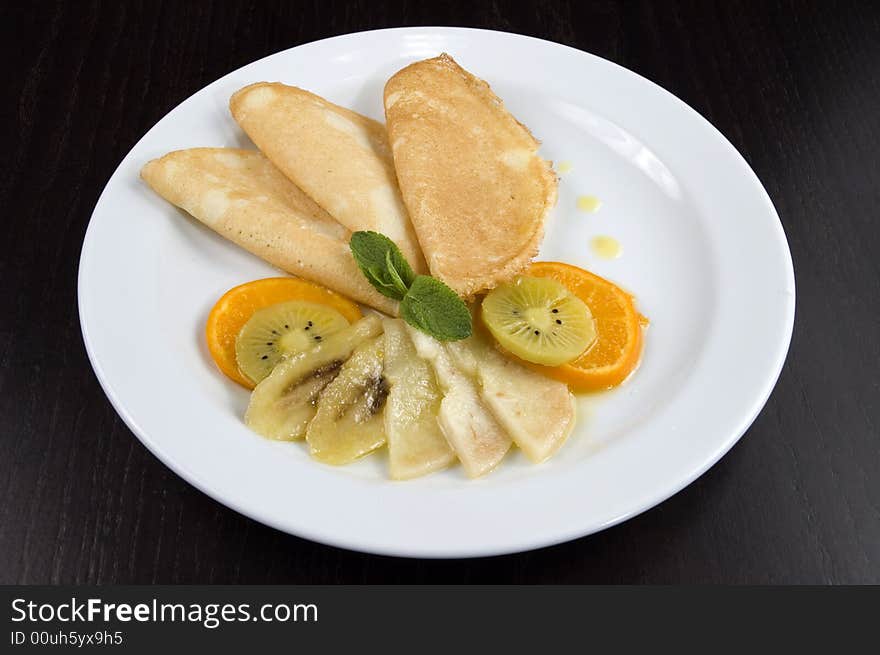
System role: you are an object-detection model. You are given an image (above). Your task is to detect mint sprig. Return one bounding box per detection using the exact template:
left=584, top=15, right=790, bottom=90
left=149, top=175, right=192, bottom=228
left=350, top=231, right=472, bottom=341
left=400, top=276, right=473, bottom=341
left=350, top=231, right=415, bottom=301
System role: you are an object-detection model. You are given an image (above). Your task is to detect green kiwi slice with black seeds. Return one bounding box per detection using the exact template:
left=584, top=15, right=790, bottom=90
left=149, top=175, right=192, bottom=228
left=235, top=300, right=350, bottom=384
left=481, top=276, right=597, bottom=366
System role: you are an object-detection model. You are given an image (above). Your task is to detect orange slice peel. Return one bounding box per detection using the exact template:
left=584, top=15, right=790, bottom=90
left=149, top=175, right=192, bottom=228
left=508, top=262, right=645, bottom=391
left=206, top=277, right=362, bottom=388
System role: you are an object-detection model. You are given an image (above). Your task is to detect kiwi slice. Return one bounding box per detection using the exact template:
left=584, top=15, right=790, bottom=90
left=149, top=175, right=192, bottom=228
left=481, top=276, right=597, bottom=366
left=235, top=300, right=350, bottom=384
left=244, top=315, right=383, bottom=442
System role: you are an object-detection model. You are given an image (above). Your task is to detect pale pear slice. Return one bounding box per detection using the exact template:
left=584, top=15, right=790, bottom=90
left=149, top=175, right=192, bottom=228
left=383, top=319, right=456, bottom=480
left=307, top=336, right=388, bottom=465
left=384, top=54, right=557, bottom=296
left=406, top=327, right=511, bottom=478
left=245, top=315, right=382, bottom=441
left=229, top=83, right=426, bottom=271
left=140, top=148, right=396, bottom=314
left=447, top=333, right=576, bottom=463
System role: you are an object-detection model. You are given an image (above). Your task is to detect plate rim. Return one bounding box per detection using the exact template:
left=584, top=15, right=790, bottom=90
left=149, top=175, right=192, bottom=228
left=78, top=26, right=796, bottom=558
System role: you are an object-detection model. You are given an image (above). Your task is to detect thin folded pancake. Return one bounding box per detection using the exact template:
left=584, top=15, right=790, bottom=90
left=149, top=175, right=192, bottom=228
left=384, top=54, right=558, bottom=297
left=229, top=83, right=426, bottom=272
left=140, top=148, right=397, bottom=315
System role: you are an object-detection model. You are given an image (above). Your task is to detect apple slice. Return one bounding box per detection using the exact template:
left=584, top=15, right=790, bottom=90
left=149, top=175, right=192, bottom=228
left=447, top=333, right=575, bottom=463
left=406, top=327, right=511, bottom=478
left=383, top=319, right=456, bottom=480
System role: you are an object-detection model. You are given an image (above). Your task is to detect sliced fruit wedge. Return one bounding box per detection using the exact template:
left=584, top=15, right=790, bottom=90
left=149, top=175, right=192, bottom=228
left=207, top=276, right=362, bottom=389
left=524, top=262, right=645, bottom=391
left=481, top=275, right=596, bottom=366
left=383, top=319, right=456, bottom=480
left=447, top=332, right=576, bottom=463
left=406, top=326, right=511, bottom=478
left=236, top=300, right=350, bottom=384
left=307, top=336, right=388, bottom=465
left=245, top=314, right=382, bottom=441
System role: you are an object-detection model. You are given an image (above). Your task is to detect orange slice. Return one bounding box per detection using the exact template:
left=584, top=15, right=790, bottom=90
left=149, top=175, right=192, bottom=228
left=518, top=262, right=645, bottom=391
left=206, top=277, right=362, bottom=388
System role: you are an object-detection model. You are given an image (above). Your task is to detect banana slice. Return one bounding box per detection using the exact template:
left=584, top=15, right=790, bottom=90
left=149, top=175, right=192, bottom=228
left=447, top=333, right=575, bottom=463
left=406, top=326, right=511, bottom=478
left=383, top=319, right=456, bottom=480
left=307, top=336, right=388, bottom=465
left=245, top=314, right=382, bottom=441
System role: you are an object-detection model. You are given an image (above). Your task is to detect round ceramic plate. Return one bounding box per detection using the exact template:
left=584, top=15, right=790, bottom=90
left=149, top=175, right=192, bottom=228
left=79, top=27, right=795, bottom=558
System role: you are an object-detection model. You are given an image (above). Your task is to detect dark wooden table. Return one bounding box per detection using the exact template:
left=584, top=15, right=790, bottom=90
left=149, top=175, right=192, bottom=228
left=2, top=0, right=878, bottom=584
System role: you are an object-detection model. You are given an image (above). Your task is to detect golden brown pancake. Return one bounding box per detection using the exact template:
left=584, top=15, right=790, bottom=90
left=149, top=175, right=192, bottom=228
left=140, top=148, right=397, bottom=314
left=384, top=54, right=557, bottom=297
left=229, top=83, right=426, bottom=271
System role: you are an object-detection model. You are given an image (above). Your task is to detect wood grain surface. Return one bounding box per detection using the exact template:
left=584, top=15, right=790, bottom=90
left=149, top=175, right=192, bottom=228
left=1, top=0, right=878, bottom=584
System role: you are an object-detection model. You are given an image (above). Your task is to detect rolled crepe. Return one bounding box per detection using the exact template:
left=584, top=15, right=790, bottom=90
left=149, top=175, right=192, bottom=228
left=384, top=54, right=558, bottom=297
left=140, top=148, right=397, bottom=315
left=229, top=83, right=426, bottom=272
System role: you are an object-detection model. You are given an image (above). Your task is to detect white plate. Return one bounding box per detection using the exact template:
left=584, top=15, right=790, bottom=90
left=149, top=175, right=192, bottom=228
left=78, top=27, right=795, bottom=558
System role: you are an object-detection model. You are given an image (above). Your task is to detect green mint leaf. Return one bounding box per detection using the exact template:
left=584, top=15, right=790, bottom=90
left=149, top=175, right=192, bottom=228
left=366, top=265, right=404, bottom=296
left=400, top=275, right=472, bottom=341
left=385, top=249, right=409, bottom=297
left=349, top=231, right=415, bottom=301
left=350, top=231, right=471, bottom=340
